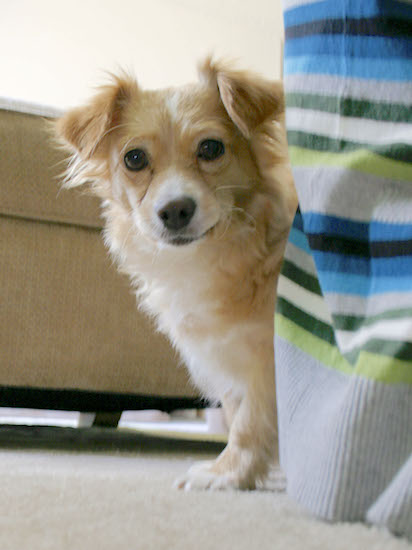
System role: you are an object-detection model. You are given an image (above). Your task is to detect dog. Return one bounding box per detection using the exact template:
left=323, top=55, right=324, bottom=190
left=55, top=58, right=296, bottom=490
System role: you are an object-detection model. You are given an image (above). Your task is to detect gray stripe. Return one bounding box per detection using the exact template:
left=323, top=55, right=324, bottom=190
left=284, top=74, right=412, bottom=106
left=283, top=241, right=318, bottom=278
left=275, top=337, right=412, bottom=536
left=293, top=166, right=412, bottom=224
left=326, top=292, right=412, bottom=319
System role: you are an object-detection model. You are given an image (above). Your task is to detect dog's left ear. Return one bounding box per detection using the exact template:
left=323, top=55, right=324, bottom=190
left=199, top=57, right=284, bottom=138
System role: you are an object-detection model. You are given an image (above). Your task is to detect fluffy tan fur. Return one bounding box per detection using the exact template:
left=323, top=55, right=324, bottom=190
left=55, top=58, right=297, bottom=490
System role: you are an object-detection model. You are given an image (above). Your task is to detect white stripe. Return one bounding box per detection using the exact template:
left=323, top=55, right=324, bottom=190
left=284, top=75, right=412, bottom=105
left=278, top=274, right=333, bottom=325
left=293, top=166, right=412, bottom=224
left=286, top=107, right=412, bottom=146
left=282, top=0, right=317, bottom=9
left=337, top=318, right=412, bottom=354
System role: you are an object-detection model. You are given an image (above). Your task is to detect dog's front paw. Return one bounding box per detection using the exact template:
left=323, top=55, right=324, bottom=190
left=174, top=460, right=252, bottom=491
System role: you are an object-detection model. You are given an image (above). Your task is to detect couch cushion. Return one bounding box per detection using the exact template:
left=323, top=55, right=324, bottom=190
left=0, top=106, right=102, bottom=229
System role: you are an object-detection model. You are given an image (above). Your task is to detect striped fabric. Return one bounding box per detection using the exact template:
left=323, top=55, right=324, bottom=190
left=275, top=0, right=412, bottom=540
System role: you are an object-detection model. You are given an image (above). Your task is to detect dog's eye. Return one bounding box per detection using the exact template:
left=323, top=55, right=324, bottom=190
left=124, top=149, right=149, bottom=171
left=197, top=139, right=225, bottom=162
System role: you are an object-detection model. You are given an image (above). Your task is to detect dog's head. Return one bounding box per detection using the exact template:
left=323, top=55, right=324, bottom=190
left=55, top=58, right=286, bottom=248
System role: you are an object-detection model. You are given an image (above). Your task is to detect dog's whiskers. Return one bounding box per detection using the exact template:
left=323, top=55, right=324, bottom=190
left=231, top=206, right=257, bottom=231
left=215, top=208, right=233, bottom=241
left=151, top=246, right=161, bottom=267
left=120, top=222, right=135, bottom=251
left=215, top=185, right=249, bottom=193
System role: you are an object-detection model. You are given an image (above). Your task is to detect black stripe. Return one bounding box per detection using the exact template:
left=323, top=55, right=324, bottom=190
left=285, top=17, right=412, bottom=40
left=308, top=234, right=412, bottom=258
left=308, top=234, right=368, bottom=256
left=371, top=239, right=412, bottom=258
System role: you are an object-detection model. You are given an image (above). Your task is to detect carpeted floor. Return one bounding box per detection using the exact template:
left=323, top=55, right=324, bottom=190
left=0, top=426, right=410, bottom=550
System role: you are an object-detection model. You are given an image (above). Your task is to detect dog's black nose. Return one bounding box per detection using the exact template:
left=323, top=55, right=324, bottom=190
left=157, top=197, right=197, bottom=231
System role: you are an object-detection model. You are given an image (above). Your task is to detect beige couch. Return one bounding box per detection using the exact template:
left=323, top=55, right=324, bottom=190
left=0, top=101, right=199, bottom=420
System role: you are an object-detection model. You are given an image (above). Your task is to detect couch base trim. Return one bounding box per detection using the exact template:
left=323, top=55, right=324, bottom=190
left=0, top=386, right=206, bottom=413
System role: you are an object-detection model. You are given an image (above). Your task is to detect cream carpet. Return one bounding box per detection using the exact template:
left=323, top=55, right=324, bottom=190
left=0, top=426, right=410, bottom=550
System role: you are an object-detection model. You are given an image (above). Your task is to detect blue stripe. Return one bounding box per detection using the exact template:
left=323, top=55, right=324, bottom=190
left=319, top=271, right=412, bottom=296
left=303, top=213, right=369, bottom=240
left=313, top=251, right=412, bottom=277
left=284, top=0, right=412, bottom=29
left=284, top=55, right=412, bottom=81
left=289, top=227, right=312, bottom=254
left=302, top=213, right=412, bottom=242
left=371, top=222, right=412, bottom=242
left=285, top=35, right=412, bottom=60
left=293, top=211, right=304, bottom=232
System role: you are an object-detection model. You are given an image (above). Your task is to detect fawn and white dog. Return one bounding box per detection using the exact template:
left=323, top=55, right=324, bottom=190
left=55, top=58, right=296, bottom=490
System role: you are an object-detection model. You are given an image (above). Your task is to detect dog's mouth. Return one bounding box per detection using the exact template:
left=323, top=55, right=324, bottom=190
left=168, top=236, right=198, bottom=246
left=164, top=224, right=217, bottom=247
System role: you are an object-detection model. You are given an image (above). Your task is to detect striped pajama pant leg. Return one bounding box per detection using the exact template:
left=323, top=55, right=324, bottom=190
left=275, top=0, right=412, bottom=540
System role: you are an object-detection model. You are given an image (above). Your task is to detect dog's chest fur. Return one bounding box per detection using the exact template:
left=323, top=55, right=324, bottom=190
left=102, top=199, right=280, bottom=396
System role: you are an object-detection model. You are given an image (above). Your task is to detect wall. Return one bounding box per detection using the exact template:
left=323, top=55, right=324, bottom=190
left=0, top=0, right=283, bottom=109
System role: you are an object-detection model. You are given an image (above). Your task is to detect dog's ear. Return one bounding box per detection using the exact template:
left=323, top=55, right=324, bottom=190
left=55, top=74, right=138, bottom=159
left=199, top=57, right=284, bottom=138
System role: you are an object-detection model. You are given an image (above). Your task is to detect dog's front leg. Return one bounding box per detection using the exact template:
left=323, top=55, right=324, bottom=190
left=175, top=358, right=278, bottom=491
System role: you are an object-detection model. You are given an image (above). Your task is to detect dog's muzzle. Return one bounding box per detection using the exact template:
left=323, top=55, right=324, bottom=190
left=155, top=195, right=216, bottom=246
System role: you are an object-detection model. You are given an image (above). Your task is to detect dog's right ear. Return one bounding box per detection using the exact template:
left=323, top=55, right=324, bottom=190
left=55, top=74, right=138, bottom=160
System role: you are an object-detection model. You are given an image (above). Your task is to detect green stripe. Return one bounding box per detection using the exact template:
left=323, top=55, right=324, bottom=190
left=334, top=308, right=412, bottom=332
left=276, top=314, right=412, bottom=385
left=289, top=146, right=412, bottom=182
left=287, top=130, right=411, bottom=163
left=286, top=93, right=412, bottom=123
left=277, top=296, right=335, bottom=345
left=276, top=313, right=354, bottom=376
left=281, top=259, right=322, bottom=296
left=345, top=338, right=412, bottom=365
left=280, top=292, right=412, bottom=366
